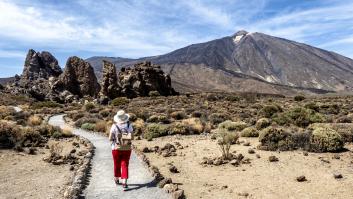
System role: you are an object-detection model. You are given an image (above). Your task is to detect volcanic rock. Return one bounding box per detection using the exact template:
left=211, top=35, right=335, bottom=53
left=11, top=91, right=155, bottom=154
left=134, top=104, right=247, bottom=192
left=21, top=49, right=62, bottom=81
left=100, top=60, right=119, bottom=99
left=117, top=61, right=178, bottom=98
left=54, top=56, right=100, bottom=97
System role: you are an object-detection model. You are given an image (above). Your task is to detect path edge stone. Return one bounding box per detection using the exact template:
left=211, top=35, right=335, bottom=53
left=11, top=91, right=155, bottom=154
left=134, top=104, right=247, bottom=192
left=133, top=146, right=186, bottom=199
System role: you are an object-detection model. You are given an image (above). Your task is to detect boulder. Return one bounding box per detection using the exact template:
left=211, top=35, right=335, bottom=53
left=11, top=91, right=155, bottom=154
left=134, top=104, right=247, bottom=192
left=117, top=61, right=178, bottom=98
left=100, top=60, right=119, bottom=99
left=54, top=56, right=100, bottom=97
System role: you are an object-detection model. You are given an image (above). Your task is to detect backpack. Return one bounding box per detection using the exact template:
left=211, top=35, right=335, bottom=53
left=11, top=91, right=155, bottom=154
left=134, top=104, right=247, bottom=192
left=114, top=122, right=132, bottom=149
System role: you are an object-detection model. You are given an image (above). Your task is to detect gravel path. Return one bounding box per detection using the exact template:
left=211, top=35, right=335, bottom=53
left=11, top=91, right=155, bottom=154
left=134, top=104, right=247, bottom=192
left=48, top=114, right=170, bottom=199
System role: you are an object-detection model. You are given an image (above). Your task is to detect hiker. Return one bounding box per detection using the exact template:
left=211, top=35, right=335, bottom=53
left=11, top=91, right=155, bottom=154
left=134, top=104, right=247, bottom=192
left=109, top=110, right=134, bottom=190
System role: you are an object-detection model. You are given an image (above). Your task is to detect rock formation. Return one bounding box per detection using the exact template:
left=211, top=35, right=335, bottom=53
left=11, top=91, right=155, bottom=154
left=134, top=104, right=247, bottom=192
left=21, top=49, right=62, bottom=81
left=117, top=61, right=178, bottom=98
left=100, top=60, right=119, bottom=99
left=54, top=56, right=100, bottom=97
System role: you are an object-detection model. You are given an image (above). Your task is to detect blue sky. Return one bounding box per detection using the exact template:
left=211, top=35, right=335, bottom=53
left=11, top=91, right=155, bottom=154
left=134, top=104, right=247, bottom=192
left=1, top=0, right=353, bottom=77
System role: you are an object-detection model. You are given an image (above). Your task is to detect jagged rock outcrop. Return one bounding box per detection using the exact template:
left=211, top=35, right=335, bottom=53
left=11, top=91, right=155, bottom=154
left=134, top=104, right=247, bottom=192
left=21, top=49, right=62, bottom=81
left=5, top=50, right=63, bottom=100
left=54, top=56, right=100, bottom=97
left=100, top=60, right=119, bottom=99
left=117, top=61, right=178, bottom=98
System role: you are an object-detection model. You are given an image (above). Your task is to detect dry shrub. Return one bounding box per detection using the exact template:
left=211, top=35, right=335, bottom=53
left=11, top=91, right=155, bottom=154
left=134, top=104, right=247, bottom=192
left=61, top=126, right=73, bottom=137
left=132, top=118, right=145, bottom=136
left=182, top=118, right=204, bottom=134
left=27, top=115, right=42, bottom=126
left=0, top=106, right=16, bottom=120
left=0, top=121, right=21, bottom=149
left=143, top=123, right=168, bottom=140
left=170, top=111, right=187, bottom=120
left=94, top=120, right=107, bottom=132
left=217, top=129, right=239, bottom=159
left=218, top=120, right=247, bottom=131
left=49, top=142, right=63, bottom=157
left=169, top=122, right=189, bottom=135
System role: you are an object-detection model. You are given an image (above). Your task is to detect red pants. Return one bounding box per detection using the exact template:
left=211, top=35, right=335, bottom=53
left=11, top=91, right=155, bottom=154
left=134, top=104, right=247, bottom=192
left=112, top=150, right=132, bottom=179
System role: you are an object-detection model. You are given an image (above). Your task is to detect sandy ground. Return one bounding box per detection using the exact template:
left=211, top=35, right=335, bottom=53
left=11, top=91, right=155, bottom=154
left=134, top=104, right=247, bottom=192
left=134, top=135, right=353, bottom=199
left=0, top=137, right=88, bottom=199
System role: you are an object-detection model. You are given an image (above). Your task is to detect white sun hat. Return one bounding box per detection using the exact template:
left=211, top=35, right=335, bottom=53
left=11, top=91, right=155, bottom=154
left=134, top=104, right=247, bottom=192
left=114, top=110, right=130, bottom=124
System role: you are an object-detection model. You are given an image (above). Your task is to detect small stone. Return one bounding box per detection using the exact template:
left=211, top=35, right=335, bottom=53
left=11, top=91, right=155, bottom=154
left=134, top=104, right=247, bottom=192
left=169, top=165, right=179, bottom=173
left=248, top=148, right=255, bottom=154
left=303, top=152, right=308, bottom=156
left=243, top=142, right=250, bottom=146
left=158, top=178, right=172, bottom=188
left=164, top=183, right=178, bottom=193
left=269, top=155, right=279, bottom=162
left=256, top=154, right=261, bottom=158
left=70, top=149, right=76, bottom=154
left=142, top=147, right=150, bottom=153
left=333, top=173, right=343, bottom=179
left=332, top=154, right=340, bottom=159
left=230, top=159, right=240, bottom=166
left=213, top=158, right=223, bottom=166
left=321, top=159, right=330, bottom=164
left=172, top=190, right=185, bottom=199
left=221, top=185, right=228, bottom=189
left=69, top=166, right=75, bottom=171
left=296, top=175, right=307, bottom=182
left=237, top=192, right=249, bottom=197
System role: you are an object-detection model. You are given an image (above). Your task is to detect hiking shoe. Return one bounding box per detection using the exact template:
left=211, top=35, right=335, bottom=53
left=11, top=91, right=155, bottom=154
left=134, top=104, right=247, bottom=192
left=122, top=183, right=128, bottom=191
left=114, top=178, right=120, bottom=185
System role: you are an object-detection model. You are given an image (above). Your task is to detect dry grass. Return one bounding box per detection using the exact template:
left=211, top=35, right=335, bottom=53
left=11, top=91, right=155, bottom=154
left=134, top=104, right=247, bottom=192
left=27, top=115, right=42, bottom=126
left=94, top=120, right=108, bottom=132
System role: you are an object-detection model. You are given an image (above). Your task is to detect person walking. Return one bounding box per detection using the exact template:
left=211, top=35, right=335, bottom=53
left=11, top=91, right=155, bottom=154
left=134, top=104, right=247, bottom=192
left=109, top=110, right=134, bottom=191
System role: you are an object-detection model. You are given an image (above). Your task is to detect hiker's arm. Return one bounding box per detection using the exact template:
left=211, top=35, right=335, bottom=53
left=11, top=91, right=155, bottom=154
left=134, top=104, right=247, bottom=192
left=108, top=125, right=114, bottom=141
left=129, top=124, right=134, bottom=140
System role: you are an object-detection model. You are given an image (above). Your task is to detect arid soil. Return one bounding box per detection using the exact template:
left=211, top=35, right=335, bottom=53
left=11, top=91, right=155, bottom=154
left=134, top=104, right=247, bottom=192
left=0, top=137, right=88, bottom=199
left=134, top=135, right=353, bottom=199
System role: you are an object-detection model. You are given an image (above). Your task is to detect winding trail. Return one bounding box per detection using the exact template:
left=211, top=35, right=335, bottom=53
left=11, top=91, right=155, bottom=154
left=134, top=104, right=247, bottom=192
left=48, top=114, right=170, bottom=199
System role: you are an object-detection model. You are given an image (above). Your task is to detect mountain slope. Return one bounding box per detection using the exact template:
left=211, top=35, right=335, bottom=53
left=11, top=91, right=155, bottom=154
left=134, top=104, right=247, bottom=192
left=87, top=30, right=353, bottom=94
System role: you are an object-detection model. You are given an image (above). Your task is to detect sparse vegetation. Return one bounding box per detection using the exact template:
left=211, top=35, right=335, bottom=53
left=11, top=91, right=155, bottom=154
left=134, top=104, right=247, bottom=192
left=241, top=127, right=259, bottom=137
left=143, top=123, right=169, bottom=140
left=217, top=129, right=239, bottom=159
left=111, top=97, right=129, bottom=106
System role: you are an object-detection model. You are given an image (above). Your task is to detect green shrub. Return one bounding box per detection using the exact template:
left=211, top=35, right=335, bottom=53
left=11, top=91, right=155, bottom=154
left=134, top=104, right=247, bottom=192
left=143, top=123, right=168, bottom=140
left=259, top=104, right=282, bottom=118
left=170, top=111, right=187, bottom=120
left=169, top=123, right=189, bottom=135
left=255, top=118, right=270, bottom=130
left=209, top=113, right=229, bottom=125
left=111, top=97, right=129, bottom=106
left=294, top=95, right=305, bottom=101
left=74, top=117, right=100, bottom=127
left=258, top=127, right=295, bottom=151
left=84, top=103, right=95, bottom=111
left=51, top=131, right=63, bottom=139
left=99, top=109, right=111, bottom=118
left=218, top=120, right=247, bottom=131
left=273, top=107, right=326, bottom=127
left=304, top=102, right=319, bottom=112
left=81, top=123, right=96, bottom=131
left=191, top=111, right=203, bottom=118
left=310, top=127, right=344, bottom=152
left=31, top=101, right=62, bottom=109
left=241, top=127, right=259, bottom=137
left=148, top=91, right=160, bottom=97
left=147, top=114, right=170, bottom=123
